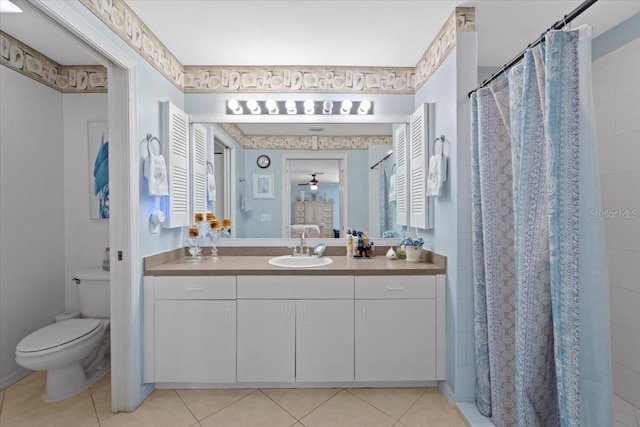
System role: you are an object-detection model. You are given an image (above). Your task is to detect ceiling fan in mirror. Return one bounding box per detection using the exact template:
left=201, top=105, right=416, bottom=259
left=298, top=173, right=323, bottom=191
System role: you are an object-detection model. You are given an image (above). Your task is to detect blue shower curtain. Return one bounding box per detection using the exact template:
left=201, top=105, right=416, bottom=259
left=471, top=28, right=612, bottom=427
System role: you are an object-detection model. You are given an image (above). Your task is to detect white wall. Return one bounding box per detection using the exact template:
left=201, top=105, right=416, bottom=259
left=413, top=32, right=478, bottom=401
left=594, top=36, right=640, bottom=408
left=0, top=67, right=66, bottom=387
left=63, top=93, right=109, bottom=311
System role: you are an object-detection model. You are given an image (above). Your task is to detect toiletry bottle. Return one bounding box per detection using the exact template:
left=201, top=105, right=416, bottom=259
left=370, top=242, right=375, bottom=257
left=346, top=229, right=353, bottom=256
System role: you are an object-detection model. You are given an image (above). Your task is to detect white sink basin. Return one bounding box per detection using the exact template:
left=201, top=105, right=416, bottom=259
left=268, top=255, right=333, bottom=268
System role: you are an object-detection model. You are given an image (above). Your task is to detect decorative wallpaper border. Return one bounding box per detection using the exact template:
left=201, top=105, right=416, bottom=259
left=0, top=31, right=107, bottom=93
left=218, top=123, right=391, bottom=150
left=79, top=1, right=475, bottom=95
left=184, top=66, right=414, bottom=94
left=412, top=7, right=476, bottom=91
left=79, top=0, right=183, bottom=89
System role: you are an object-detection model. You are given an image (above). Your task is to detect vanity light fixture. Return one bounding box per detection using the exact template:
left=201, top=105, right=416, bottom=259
left=340, top=100, right=353, bottom=115
left=286, top=100, right=297, bottom=115
left=358, top=100, right=372, bottom=115
left=304, top=99, right=315, bottom=115
left=265, top=99, right=279, bottom=115
left=225, top=99, right=373, bottom=115
left=322, top=100, right=334, bottom=114
left=227, top=99, right=243, bottom=114
left=0, top=0, right=22, bottom=13
left=247, top=99, right=261, bottom=115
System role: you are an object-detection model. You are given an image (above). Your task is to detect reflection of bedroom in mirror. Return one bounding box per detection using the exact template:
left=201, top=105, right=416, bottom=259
left=285, top=156, right=344, bottom=239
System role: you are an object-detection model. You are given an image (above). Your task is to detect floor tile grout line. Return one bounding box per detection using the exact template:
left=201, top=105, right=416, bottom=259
left=195, top=388, right=260, bottom=424
left=174, top=389, right=201, bottom=424
left=259, top=388, right=303, bottom=422
left=394, top=387, right=430, bottom=425
left=344, top=387, right=427, bottom=423
left=296, top=388, right=347, bottom=424
left=344, top=388, right=399, bottom=421
left=261, top=387, right=342, bottom=423
left=88, top=386, right=102, bottom=427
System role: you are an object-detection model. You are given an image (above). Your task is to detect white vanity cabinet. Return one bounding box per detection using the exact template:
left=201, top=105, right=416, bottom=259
left=144, top=276, right=236, bottom=384
left=354, top=275, right=446, bottom=382
left=236, top=275, right=354, bottom=383
left=237, top=299, right=295, bottom=382
left=144, top=271, right=445, bottom=387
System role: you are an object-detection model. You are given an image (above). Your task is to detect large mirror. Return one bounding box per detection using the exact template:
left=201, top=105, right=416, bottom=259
left=192, top=121, right=403, bottom=240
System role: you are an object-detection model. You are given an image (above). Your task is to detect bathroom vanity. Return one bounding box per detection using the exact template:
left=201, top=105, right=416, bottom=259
left=143, top=251, right=446, bottom=388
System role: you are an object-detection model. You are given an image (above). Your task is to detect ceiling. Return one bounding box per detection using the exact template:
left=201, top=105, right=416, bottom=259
left=2, top=1, right=639, bottom=69
left=289, top=159, right=340, bottom=186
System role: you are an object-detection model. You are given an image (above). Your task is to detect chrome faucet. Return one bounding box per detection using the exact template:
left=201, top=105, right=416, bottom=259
left=300, top=230, right=307, bottom=249
left=290, top=231, right=310, bottom=256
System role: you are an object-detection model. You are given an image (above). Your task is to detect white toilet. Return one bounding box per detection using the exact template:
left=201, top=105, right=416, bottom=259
left=15, top=269, right=110, bottom=402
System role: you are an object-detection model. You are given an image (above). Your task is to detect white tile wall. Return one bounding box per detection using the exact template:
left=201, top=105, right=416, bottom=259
left=595, top=37, right=640, bottom=410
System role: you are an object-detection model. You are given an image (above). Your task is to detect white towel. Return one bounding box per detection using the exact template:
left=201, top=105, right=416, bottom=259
left=207, top=172, right=216, bottom=202
left=426, top=152, right=446, bottom=197
left=144, top=153, right=169, bottom=196
left=388, top=173, right=397, bottom=202
left=240, top=179, right=252, bottom=212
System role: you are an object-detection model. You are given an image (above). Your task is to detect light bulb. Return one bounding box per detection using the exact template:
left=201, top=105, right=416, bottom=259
left=310, top=184, right=318, bottom=191
left=322, top=100, right=334, bottom=114
left=265, top=99, right=279, bottom=114
left=340, top=100, right=353, bottom=115
left=358, top=100, right=372, bottom=115
left=227, top=99, right=242, bottom=114
left=247, top=99, right=260, bottom=114
left=304, top=99, right=315, bottom=115
left=286, top=100, right=297, bottom=114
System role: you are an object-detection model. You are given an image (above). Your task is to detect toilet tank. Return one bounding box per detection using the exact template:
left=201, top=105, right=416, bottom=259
left=75, top=269, right=110, bottom=318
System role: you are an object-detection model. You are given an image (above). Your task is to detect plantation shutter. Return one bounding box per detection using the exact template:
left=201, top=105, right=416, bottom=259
left=161, top=101, right=190, bottom=228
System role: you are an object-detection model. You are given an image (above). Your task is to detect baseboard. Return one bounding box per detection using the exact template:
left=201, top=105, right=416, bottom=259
left=439, top=381, right=455, bottom=403
left=154, top=380, right=438, bottom=389
left=0, top=368, right=33, bottom=390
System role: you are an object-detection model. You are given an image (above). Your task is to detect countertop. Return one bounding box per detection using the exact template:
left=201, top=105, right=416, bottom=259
left=144, top=255, right=445, bottom=276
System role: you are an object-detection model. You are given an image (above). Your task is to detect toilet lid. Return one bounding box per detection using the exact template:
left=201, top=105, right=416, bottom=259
left=17, top=319, right=101, bottom=353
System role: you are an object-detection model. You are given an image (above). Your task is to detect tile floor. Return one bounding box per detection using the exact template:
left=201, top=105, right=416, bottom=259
left=614, top=394, right=640, bottom=427
left=0, top=371, right=469, bottom=427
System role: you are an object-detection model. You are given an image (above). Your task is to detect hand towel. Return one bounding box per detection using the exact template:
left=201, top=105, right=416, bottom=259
left=388, top=173, right=397, bottom=202
left=426, top=150, right=446, bottom=197
left=207, top=172, right=216, bottom=202
left=240, top=179, right=252, bottom=212
left=144, top=153, right=169, bottom=196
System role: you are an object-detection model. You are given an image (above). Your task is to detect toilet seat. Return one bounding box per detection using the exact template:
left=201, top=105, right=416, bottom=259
left=16, top=319, right=103, bottom=356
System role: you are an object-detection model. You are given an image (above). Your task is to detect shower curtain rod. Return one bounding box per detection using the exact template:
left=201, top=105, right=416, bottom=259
left=467, top=0, right=598, bottom=98
left=370, top=151, right=393, bottom=169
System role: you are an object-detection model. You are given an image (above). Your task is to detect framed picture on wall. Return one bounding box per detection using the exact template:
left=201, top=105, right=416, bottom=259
left=253, top=173, right=274, bottom=199
left=88, top=121, right=109, bottom=219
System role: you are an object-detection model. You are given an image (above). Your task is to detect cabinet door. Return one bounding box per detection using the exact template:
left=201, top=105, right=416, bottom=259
left=237, top=300, right=295, bottom=382
left=355, top=299, right=436, bottom=381
left=155, top=300, right=236, bottom=383
left=296, top=300, right=354, bottom=382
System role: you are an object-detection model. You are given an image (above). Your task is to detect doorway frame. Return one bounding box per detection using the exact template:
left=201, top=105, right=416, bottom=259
left=281, top=153, right=349, bottom=239
left=26, top=0, right=143, bottom=411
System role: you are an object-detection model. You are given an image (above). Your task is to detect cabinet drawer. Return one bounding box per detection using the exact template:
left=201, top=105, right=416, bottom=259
left=355, top=275, right=435, bottom=299
left=154, top=276, right=236, bottom=300
left=238, top=276, right=296, bottom=299
left=238, top=276, right=353, bottom=299
left=297, top=276, right=353, bottom=299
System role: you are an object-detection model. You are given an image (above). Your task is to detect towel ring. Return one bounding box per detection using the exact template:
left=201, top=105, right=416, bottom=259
left=433, top=134, right=446, bottom=156
left=145, top=134, right=162, bottom=157
left=207, top=161, right=214, bottom=174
